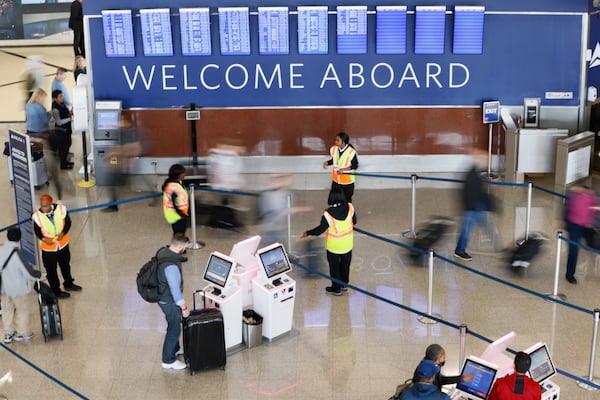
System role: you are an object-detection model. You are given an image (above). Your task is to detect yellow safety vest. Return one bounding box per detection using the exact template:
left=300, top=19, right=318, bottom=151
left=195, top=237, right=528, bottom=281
left=324, top=203, right=354, bottom=254
left=163, top=182, right=189, bottom=224
left=32, top=204, right=69, bottom=251
left=330, top=145, right=356, bottom=185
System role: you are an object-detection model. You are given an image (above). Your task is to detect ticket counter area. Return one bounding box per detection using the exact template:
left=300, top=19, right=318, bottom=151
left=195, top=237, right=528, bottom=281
left=199, top=252, right=243, bottom=350
left=251, top=243, right=296, bottom=341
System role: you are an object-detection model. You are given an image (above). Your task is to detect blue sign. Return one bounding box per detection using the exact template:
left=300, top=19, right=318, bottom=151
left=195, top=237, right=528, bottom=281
left=482, top=101, right=500, bottom=124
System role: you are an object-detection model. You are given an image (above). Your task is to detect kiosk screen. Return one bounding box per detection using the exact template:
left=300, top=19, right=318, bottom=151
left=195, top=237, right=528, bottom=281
left=257, top=242, right=291, bottom=280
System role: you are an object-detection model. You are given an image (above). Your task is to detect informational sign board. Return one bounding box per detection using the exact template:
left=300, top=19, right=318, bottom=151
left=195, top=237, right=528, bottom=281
left=8, top=129, right=37, bottom=266
left=483, top=101, right=500, bottom=124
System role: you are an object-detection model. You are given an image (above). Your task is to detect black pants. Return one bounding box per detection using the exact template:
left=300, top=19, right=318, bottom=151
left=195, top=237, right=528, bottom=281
left=42, top=245, right=74, bottom=293
left=326, top=250, right=352, bottom=290
left=331, top=182, right=354, bottom=203
left=170, top=215, right=189, bottom=236
left=50, top=129, right=72, bottom=167
left=73, top=28, right=85, bottom=57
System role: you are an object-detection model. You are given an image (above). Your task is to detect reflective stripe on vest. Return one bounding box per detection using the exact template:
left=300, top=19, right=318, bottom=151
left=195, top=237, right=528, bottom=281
left=32, top=204, right=69, bottom=251
left=330, top=145, right=356, bottom=185
left=163, top=182, right=189, bottom=224
left=324, top=204, right=354, bottom=254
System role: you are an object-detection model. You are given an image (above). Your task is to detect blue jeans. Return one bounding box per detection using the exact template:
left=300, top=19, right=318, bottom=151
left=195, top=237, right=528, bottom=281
left=158, top=302, right=182, bottom=364
left=455, top=210, right=487, bottom=253
left=565, top=221, right=593, bottom=278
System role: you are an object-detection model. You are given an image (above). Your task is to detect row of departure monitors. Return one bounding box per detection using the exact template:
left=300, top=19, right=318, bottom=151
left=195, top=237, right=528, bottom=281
left=453, top=340, right=556, bottom=400
left=202, top=237, right=291, bottom=294
left=101, top=5, right=484, bottom=58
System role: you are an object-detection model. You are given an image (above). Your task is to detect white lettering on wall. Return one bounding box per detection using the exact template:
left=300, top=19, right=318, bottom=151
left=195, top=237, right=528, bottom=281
left=162, top=65, right=177, bottom=90
left=449, top=63, right=469, bottom=88
left=183, top=65, right=197, bottom=90
left=200, top=64, right=219, bottom=90
left=426, top=63, right=442, bottom=88
left=320, top=63, right=342, bottom=88
left=255, top=64, right=282, bottom=88
left=349, top=63, right=365, bottom=88
left=398, top=64, right=419, bottom=88
left=225, top=64, right=248, bottom=90
left=371, top=63, right=394, bottom=89
left=290, top=64, right=304, bottom=89
left=122, top=65, right=155, bottom=90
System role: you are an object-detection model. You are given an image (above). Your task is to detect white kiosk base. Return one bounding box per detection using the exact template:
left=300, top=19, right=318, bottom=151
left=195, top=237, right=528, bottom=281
left=201, top=285, right=243, bottom=351
left=541, top=380, right=559, bottom=400
left=252, top=274, right=295, bottom=341
left=232, top=265, right=260, bottom=309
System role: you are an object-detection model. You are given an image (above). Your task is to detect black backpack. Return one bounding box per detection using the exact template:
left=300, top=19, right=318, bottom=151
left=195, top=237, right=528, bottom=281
left=136, top=248, right=173, bottom=303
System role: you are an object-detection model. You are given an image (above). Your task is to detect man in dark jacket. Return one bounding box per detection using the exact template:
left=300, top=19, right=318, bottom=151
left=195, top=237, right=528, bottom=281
left=401, top=360, right=450, bottom=400
left=413, top=344, right=473, bottom=391
left=69, top=0, right=84, bottom=57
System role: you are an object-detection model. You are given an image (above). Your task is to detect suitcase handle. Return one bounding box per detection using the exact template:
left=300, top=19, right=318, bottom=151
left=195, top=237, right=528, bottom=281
left=192, top=289, right=206, bottom=311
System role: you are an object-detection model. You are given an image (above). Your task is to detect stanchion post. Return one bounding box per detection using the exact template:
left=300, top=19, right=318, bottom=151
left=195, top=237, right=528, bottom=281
left=418, top=249, right=439, bottom=324
left=403, top=174, right=418, bottom=238
left=487, top=123, right=493, bottom=177
left=287, top=193, right=292, bottom=253
left=547, top=231, right=566, bottom=301
left=459, top=324, right=468, bottom=368
left=588, top=309, right=600, bottom=382
left=525, top=182, right=532, bottom=240
left=188, top=184, right=202, bottom=250
left=77, top=129, right=95, bottom=188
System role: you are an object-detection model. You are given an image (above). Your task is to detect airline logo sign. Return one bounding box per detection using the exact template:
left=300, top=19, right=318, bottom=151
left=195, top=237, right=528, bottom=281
left=590, top=42, right=600, bottom=69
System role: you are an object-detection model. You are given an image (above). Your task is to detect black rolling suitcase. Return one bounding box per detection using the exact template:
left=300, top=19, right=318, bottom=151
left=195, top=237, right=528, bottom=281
left=410, top=217, right=453, bottom=261
left=510, top=235, right=544, bottom=268
left=182, top=290, right=226, bottom=375
left=35, top=281, right=63, bottom=341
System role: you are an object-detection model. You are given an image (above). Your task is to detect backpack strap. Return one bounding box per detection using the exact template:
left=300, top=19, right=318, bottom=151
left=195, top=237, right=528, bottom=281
left=1, top=248, right=17, bottom=272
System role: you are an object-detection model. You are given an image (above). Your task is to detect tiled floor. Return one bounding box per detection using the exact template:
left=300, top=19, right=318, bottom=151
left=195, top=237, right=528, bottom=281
left=1, top=46, right=600, bottom=399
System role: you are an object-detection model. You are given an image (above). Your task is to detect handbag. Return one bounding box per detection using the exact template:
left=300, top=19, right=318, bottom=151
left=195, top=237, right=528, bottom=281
left=388, top=379, right=413, bottom=400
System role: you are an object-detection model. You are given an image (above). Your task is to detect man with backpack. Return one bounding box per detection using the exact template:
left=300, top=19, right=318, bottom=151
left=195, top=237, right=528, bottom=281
left=155, top=234, right=190, bottom=370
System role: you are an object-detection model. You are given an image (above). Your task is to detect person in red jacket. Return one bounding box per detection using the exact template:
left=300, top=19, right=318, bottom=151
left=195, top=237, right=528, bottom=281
left=488, top=352, right=542, bottom=400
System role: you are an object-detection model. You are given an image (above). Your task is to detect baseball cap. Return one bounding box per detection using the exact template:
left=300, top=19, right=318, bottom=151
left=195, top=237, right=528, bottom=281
left=416, top=359, right=440, bottom=379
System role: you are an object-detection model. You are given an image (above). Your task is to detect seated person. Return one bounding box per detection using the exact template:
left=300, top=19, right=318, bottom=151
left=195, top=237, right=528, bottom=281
left=401, top=359, right=450, bottom=400
left=413, top=344, right=473, bottom=391
left=488, top=352, right=542, bottom=400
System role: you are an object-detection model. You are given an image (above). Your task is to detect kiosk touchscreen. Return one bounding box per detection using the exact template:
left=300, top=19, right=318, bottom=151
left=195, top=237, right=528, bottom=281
left=256, top=242, right=292, bottom=286
left=252, top=242, right=296, bottom=340
left=524, top=342, right=560, bottom=399
left=203, top=251, right=236, bottom=295
left=201, top=251, right=243, bottom=350
left=480, top=331, right=516, bottom=377
left=230, top=235, right=262, bottom=308
left=94, top=100, right=122, bottom=140
left=452, top=356, right=498, bottom=400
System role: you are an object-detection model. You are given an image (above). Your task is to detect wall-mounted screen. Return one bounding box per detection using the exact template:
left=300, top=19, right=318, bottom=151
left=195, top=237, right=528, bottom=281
left=219, top=7, right=250, bottom=55
left=297, top=6, right=328, bottom=55
left=376, top=6, right=407, bottom=54
left=102, top=9, right=135, bottom=58
left=96, top=110, right=121, bottom=130
left=525, top=342, right=556, bottom=383
left=179, top=7, right=211, bottom=56
left=258, top=7, right=289, bottom=55
left=453, top=6, right=485, bottom=54
left=415, top=5, right=446, bottom=54
left=455, top=356, right=498, bottom=400
left=140, top=8, right=173, bottom=56
left=203, top=251, right=236, bottom=290
left=256, top=242, right=292, bottom=280
left=336, top=6, right=367, bottom=55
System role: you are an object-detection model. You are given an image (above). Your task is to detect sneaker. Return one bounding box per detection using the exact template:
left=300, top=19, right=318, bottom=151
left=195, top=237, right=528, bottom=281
left=453, top=251, right=473, bottom=261
left=162, top=360, right=187, bottom=370
left=64, top=283, right=82, bottom=291
left=13, top=332, right=33, bottom=341
left=325, top=286, right=342, bottom=296
left=3, top=333, right=13, bottom=344
left=566, top=275, right=577, bottom=284
left=54, top=290, right=71, bottom=299
left=176, top=347, right=184, bottom=356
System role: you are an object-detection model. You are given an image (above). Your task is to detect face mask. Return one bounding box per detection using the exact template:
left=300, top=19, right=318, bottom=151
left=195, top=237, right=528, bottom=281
left=438, top=361, right=446, bottom=368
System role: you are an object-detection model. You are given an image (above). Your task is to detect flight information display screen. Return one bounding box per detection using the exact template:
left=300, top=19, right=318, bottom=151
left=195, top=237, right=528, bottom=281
left=102, top=9, right=135, bottom=58
left=297, top=6, right=328, bottom=55
left=336, top=6, right=367, bottom=55
left=415, top=5, right=446, bottom=54
left=453, top=5, right=485, bottom=54
left=140, top=8, right=173, bottom=56
left=219, top=7, right=251, bottom=55
left=179, top=7, right=212, bottom=56
left=376, top=6, right=407, bottom=54
left=258, top=7, right=289, bottom=55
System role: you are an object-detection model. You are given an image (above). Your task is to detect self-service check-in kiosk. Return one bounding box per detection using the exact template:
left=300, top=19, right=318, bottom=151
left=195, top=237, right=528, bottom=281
left=93, top=100, right=122, bottom=185
left=251, top=242, right=295, bottom=341
left=524, top=342, right=560, bottom=400
left=229, top=235, right=262, bottom=309
left=199, top=251, right=243, bottom=350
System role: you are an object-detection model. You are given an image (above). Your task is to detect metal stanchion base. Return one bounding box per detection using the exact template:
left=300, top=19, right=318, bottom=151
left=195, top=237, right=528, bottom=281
left=480, top=172, right=501, bottom=181
left=577, top=376, right=600, bottom=390
left=190, top=241, right=205, bottom=250
left=545, top=293, right=567, bottom=301
left=288, top=251, right=301, bottom=262
left=77, top=179, right=96, bottom=188
left=418, top=313, right=440, bottom=324
left=402, top=229, right=417, bottom=239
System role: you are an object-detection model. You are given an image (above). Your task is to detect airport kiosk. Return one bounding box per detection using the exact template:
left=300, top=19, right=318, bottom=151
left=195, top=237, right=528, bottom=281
left=451, top=356, right=499, bottom=400
left=480, top=331, right=517, bottom=378
left=524, top=342, right=560, bottom=400
left=230, top=235, right=262, bottom=309
left=199, top=251, right=243, bottom=350
left=251, top=243, right=296, bottom=341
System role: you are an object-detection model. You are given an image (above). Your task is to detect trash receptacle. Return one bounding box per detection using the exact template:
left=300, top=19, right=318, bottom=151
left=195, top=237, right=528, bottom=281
left=242, top=309, right=263, bottom=348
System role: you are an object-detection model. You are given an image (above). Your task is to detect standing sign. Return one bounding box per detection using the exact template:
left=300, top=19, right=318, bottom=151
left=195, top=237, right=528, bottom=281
left=8, top=129, right=37, bottom=266
left=483, top=101, right=500, bottom=124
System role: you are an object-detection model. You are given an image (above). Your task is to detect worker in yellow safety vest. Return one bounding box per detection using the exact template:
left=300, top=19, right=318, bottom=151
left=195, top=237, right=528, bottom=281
left=322, top=132, right=358, bottom=203
left=162, top=164, right=190, bottom=236
left=32, top=194, right=81, bottom=298
left=302, top=187, right=357, bottom=296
